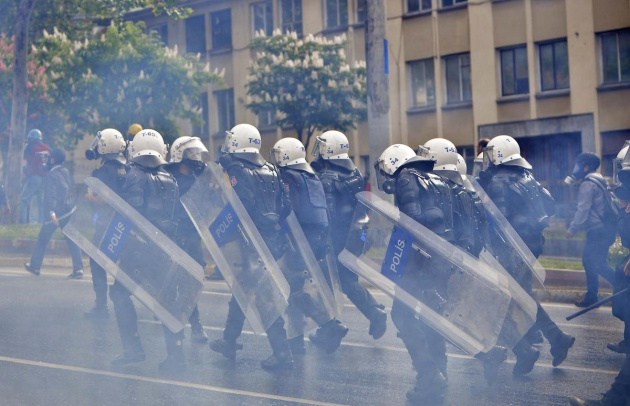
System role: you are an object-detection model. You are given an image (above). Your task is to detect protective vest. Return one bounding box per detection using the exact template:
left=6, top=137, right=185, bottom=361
left=451, top=183, right=487, bottom=257
left=395, top=167, right=455, bottom=242
left=92, top=159, right=127, bottom=195
left=220, top=153, right=291, bottom=233
left=315, top=159, right=364, bottom=233
left=123, top=164, right=178, bottom=237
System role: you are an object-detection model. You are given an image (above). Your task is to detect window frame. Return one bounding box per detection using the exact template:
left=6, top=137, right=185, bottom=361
left=185, top=15, right=206, bottom=55
left=210, top=8, right=232, bottom=51
left=499, top=45, right=529, bottom=97
left=538, top=39, right=569, bottom=92
left=280, top=0, right=303, bottom=35
left=440, top=0, right=467, bottom=9
left=214, top=89, right=235, bottom=135
left=251, top=1, right=273, bottom=37
left=355, top=0, right=367, bottom=24
left=443, top=52, right=472, bottom=105
left=407, top=58, right=436, bottom=109
left=405, top=0, right=432, bottom=14
left=325, top=0, right=348, bottom=29
left=599, top=28, right=630, bottom=85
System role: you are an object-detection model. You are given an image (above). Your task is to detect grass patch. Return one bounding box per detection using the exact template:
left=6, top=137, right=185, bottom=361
left=539, top=256, right=584, bottom=270
left=0, top=224, right=64, bottom=239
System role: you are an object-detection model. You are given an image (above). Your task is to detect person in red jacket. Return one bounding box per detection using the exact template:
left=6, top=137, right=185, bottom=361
left=19, top=129, right=50, bottom=224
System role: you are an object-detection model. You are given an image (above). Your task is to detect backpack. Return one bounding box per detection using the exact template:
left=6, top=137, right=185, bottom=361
left=586, top=177, right=620, bottom=225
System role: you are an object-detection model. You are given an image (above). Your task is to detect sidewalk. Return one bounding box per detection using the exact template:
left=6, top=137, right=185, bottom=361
left=0, top=237, right=611, bottom=305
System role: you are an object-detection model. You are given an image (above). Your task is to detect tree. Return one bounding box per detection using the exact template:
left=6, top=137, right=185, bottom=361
left=2, top=0, right=192, bottom=223
left=35, top=22, right=223, bottom=146
left=246, top=30, right=367, bottom=150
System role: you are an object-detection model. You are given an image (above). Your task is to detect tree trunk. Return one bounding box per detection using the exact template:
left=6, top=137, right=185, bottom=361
left=365, top=0, right=391, bottom=190
left=6, top=0, right=38, bottom=223
left=304, top=127, right=316, bottom=155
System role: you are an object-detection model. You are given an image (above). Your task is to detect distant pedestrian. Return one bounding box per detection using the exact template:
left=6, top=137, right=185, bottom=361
left=565, top=152, right=617, bottom=307
left=24, top=148, right=83, bottom=278
left=19, top=129, right=50, bottom=224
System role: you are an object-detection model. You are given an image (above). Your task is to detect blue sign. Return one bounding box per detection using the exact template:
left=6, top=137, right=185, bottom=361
left=99, top=211, right=132, bottom=261
left=381, top=225, right=413, bottom=283
left=384, top=38, right=389, bottom=75
left=210, top=203, right=240, bottom=245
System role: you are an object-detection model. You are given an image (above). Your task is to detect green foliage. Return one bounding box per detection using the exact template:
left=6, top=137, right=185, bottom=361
left=34, top=22, right=223, bottom=145
left=246, top=30, right=366, bottom=147
left=609, top=236, right=629, bottom=267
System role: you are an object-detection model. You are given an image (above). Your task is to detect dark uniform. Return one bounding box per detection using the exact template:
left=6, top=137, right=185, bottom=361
left=479, top=164, right=575, bottom=374
left=109, top=162, right=181, bottom=369
left=312, top=158, right=387, bottom=339
left=85, top=159, right=126, bottom=318
left=391, top=164, right=454, bottom=404
left=166, top=164, right=207, bottom=342
left=278, top=163, right=348, bottom=354
left=212, top=152, right=294, bottom=369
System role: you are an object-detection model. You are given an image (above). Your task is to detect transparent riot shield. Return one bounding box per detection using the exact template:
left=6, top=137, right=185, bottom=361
left=282, top=212, right=339, bottom=338
left=63, top=178, right=204, bottom=333
left=339, top=191, right=514, bottom=355
left=323, top=243, right=345, bottom=315
left=180, top=163, right=290, bottom=335
left=466, top=177, right=546, bottom=286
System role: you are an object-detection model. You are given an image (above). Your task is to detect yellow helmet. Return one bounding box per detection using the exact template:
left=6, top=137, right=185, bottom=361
left=127, top=123, right=143, bottom=138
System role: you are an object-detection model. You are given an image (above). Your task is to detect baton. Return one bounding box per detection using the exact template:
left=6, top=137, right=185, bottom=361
left=566, top=287, right=629, bottom=321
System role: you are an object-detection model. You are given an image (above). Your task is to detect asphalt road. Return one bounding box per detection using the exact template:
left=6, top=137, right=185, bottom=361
left=0, top=266, right=625, bottom=406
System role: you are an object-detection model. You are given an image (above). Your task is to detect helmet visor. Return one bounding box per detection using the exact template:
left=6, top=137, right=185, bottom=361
left=416, top=145, right=431, bottom=160
left=182, top=147, right=210, bottom=163
left=311, top=137, right=325, bottom=158
left=270, top=147, right=283, bottom=166
left=623, top=140, right=630, bottom=167
left=374, top=159, right=388, bottom=191
left=482, top=146, right=494, bottom=170
left=221, top=131, right=233, bottom=153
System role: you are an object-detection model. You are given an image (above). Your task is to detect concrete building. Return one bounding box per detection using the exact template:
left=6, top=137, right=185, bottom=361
left=116, top=0, right=630, bottom=207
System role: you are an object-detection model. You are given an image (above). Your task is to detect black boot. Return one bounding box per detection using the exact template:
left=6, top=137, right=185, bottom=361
left=190, top=320, right=208, bottom=344
left=111, top=335, right=145, bottom=366
left=512, top=340, right=540, bottom=376
left=262, top=318, right=293, bottom=371
left=84, top=305, right=109, bottom=320
left=160, top=329, right=185, bottom=372
left=606, top=340, right=628, bottom=354
left=260, top=351, right=293, bottom=371
left=288, top=335, right=306, bottom=356
left=209, top=339, right=243, bottom=361
left=550, top=332, right=575, bottom=367
left=476, top=346, right=507, bottom=384
left=367, top=305, right=387, bottom=340
left=525, top=329, right=544, bottom=345
left=406, top=371, right=447, bottom=405
left=313, top=319, right=349, bottom=354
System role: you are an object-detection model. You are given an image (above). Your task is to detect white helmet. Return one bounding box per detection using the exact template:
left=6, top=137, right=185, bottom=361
left=169, top=136, right=210, bottom=163
left=96, top=128, right=126, bottom=156
left=376, top=144, right=417, bottom=176
left=312, top=130, right=350, bottom=160
left=422, top=138, right=458, bottom=172
left=129, top=129, right=168, bottom=167
left=271, top=137, right=307, bottom=167
left=613, top=141, right=630, bottom=185
left=485, top=135, right=531, bottom=169
left=456, top=154, right=467, bottom=176
left=222, top=123, right=261, bottom=153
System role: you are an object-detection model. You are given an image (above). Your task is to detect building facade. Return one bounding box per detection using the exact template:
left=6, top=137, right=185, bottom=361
left=113, top=0, right=630, bottom=206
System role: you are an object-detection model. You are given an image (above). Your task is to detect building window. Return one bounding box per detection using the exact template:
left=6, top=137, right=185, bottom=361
left=356, top=0, right=367, bottom=23
left=214, top=89, right=235, bottom=134
left=500, top=45, right=529, bottom=96
left=600, top=29, right=630, bottom=84
left=251, top=1, right=273, bottom=36
left=150, top=24, right=168, bottom=45
left=194, top=92, right=209, bottom=140
left=258, top=108, right=276, bottom=129
left=211, top=9, right=232, bottom=51
left=444, top=53, right=471, bottom=104
left=281, top=0, right=303, bottom=35
left=325, top=0, right=348, bottom=29
left=408, top=59, right=435, bottom=108
left=406, top=0, right=432, bottom=13
left=539, top=40, right=569, bottom=91
left=441, top=0, right=467, bottom=8
left=185, top=15, right=206, bottom=54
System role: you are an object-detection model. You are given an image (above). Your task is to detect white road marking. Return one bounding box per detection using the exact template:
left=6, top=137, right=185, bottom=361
left=0, top=354, right=347, bottom=406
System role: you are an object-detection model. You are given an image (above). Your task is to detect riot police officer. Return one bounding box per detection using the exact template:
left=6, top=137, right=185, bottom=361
left=374, top=144, right=452, bottom=404
left=83, top=128, right=127, bottom=320
left=311, top=131, right=387, bottom=342
left=270, top=137, right=349, bottom=354
left=209, top=124, right=294, bottom=370
left=478, top=135, right=575, bottom=375
left=165, top=136, right=210, bottom=344
left=109, top=129, right=185, bottom=372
